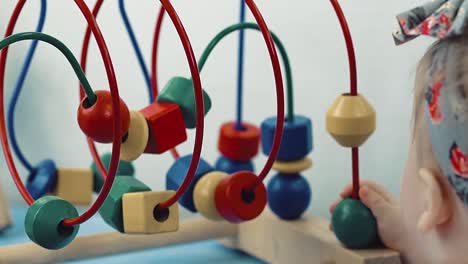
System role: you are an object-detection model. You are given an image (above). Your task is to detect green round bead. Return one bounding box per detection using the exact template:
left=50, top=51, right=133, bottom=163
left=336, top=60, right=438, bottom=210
left=25, top=196, right=79, bottom=250
left=157, top=76, right=212, bottom=129
left=90, top=152, right=135, bottom=193
left=331, top=198, right=379, bottom=249
left=99, top=176, right=150, bottom=232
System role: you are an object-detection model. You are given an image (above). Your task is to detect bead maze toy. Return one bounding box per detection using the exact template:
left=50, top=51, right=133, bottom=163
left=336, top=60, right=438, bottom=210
left=0, top=1, right=402, bottom=263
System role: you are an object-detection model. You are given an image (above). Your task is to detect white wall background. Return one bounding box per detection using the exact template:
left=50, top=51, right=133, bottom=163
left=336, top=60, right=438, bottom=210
left=0, top=0, right=434, bottom=219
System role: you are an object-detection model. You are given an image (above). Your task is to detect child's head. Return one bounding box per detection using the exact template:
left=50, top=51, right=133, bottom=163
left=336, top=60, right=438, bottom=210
left=400, top=33, right=468, bottom=263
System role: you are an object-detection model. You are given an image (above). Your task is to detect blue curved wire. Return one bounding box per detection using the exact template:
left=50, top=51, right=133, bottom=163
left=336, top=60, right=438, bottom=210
left=235, top=0, right=247, bottom=130
left=118, top=0, right=153, bottom=102
left=8, top=0, right=47, bottom=172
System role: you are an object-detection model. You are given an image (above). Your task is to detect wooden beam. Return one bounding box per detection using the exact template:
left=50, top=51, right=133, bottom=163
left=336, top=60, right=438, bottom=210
left=0, top=218, right=237, bottom=264
left=221, top=210, right=401, bottom=264
left=0, top=180, right=11, bottom=231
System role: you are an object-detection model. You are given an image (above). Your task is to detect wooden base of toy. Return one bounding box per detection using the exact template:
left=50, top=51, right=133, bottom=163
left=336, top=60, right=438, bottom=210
left=222, top=210, right=401, bottom=264
left=0, top=181, right=11, bottom=230
left=0, top=218, right=237, bottom=264
left=52, top=168, right=93, bottom=205
left=0, top=211, right=401, bottom=264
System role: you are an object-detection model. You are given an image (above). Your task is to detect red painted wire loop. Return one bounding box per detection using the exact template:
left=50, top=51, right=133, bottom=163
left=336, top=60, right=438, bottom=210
left=151, top=6, right=165, bottom=100
left=79, top=0, right=107, bottom=182
left=0, top=0, right=122, bottom=227
left=152, top=0, right=285, bottom=190
left=330, top=0, right=360, bottom=199
left=151, top=6, right=179, bottom=160
left=81, top=0, right=204, bottom=209
left=0, top=0, right=33, bottom=205
left=244, top=0, right=285, bottom=189
left=351, top=147, right=359, bottom=199
left=79, top=1, right=180, bottom=177
left=330, top=0, right=357, bottom=96
left=156, top=0, right=205, bottom=209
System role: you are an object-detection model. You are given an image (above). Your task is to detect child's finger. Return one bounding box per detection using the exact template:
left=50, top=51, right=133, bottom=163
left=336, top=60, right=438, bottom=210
left=340, top=181, right=396, bottom=204
left=340, top=181, right=378, bottom=198
left=359, top=185, right=391, bottom=219
left=363, top=181, right=398, bottom=204
left=329, top=198, right=343, bottom=213
left=339, top=183, right=354, bottom=198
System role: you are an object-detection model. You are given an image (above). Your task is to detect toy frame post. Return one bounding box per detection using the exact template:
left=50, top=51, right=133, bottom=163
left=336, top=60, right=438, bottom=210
left=0, top=179, right=11, bottom=231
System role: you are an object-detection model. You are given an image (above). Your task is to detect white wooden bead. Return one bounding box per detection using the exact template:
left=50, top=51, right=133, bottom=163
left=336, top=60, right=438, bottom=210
left=120, top=111, right=149, bottom=161
left=193, top=171, right=227, bottom=221
left=272, top=158, right=313, bottom=174
left=122, top=190, right=179, bottom=234
left=52, top=168, right=93, bottom=205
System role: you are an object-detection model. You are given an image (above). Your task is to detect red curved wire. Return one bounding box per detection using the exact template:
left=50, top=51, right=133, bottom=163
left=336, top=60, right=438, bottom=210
left=330, top=0, right=360, bottom=199
left=79, top=0, right=107, bottom=182
left=151, top=5, right=180, bottom=160
left=0, top=0, right=33, bottom=205
left=0, top=0, right=122, bottom=227
left=150, top=6, right=164, bottom=99
left=81, top=0, right=203, bottom=210
left=244, top=0, right=284, bottom=188
left=151, top=1, right=285, bottom=189
left=330, top=0, right=357, bottom=96
left=156, top=0, right=205, bottom=209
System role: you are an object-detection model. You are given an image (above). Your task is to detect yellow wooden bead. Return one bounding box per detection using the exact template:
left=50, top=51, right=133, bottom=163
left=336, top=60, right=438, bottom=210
left=122, top=190, right=179, bottom=234
left=51, top=168, right=93, bottom=205
left=120, top=111, right=149, bottom=161
left=193, top=171, right=227, bottom=221
left=326, top=94, right=376, bottom=148
left=272, top=158, right=313, bottom=174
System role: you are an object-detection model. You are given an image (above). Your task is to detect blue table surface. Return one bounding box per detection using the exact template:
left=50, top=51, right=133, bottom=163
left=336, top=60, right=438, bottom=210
left=0, top=207, right=263, bottom=264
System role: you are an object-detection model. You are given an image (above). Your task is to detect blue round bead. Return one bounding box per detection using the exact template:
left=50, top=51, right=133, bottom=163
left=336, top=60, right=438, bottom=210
left=26, top=160, right=57, bottom=200
left=267, top=173, right=311, bottom=220
left=215, top=156, right=255, bottom=174
left=261, top=115, right=313, bottom=161
left=166, top=155, right=213, bottom=212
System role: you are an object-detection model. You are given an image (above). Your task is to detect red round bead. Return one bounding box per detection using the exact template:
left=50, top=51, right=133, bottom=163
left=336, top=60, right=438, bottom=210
left=77, top=90, right=130, bottom=143
left=218, top=121, right=260, bottom=161
left=215, top=171, right=267, bottom=223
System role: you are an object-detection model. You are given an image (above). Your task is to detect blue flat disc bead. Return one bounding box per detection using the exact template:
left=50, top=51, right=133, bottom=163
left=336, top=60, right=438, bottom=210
left=26, top=159, right=57, bottom=200
left=261, top=115, right=313, bottom=161
left=215, top=155, right=254, bottom=174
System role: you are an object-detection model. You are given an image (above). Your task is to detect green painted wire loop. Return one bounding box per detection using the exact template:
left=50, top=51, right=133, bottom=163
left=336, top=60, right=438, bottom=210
left=198, top=22, right=295, bottom=121
left=0, top=32, right=96, bottom=104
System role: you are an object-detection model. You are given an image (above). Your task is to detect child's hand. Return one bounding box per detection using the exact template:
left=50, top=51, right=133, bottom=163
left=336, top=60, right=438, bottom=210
left=329, top=181, right=404, bottom=251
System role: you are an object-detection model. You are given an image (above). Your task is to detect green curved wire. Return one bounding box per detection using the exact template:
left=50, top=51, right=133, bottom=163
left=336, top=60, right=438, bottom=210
left=198, top=22, right=294, bottom=121
left=0, top=32, right=96, bottom=104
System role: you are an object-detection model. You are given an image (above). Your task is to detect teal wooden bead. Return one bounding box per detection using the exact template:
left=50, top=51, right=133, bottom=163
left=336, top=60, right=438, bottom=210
left=98, top=176, right=150, bottom=232
left=157, top=76, right=212, bottom=129
left=90, top=152, right=135, bottom=193
left=331, top=198, right=380, bottom=249
left=25, top=196, right=79, bottom=250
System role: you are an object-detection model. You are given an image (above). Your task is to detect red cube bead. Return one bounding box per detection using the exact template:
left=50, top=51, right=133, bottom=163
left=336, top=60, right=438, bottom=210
left=140, top=102, right=187, bottom=154
left=218, top=122, right=260, bottom=161
left=215, top=171, right=267, bottom=223
left=77, top=90, right=130, bottom=143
